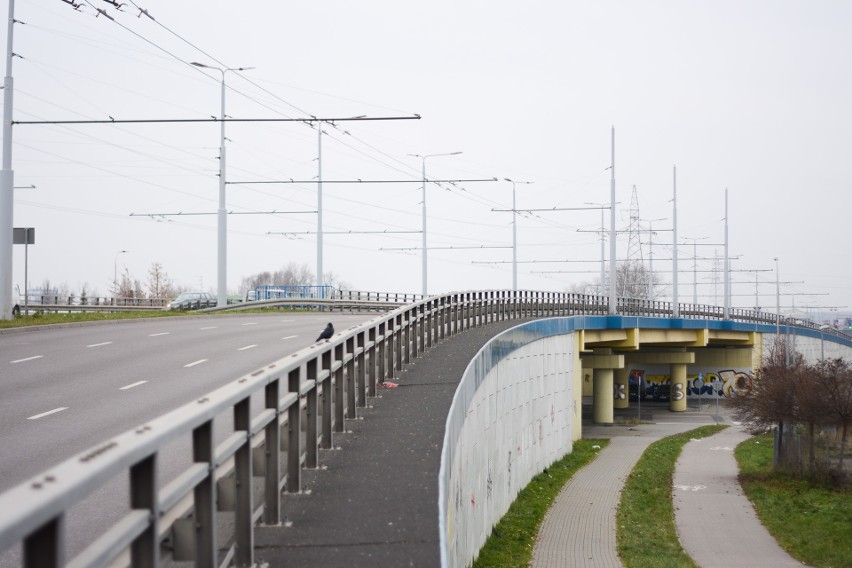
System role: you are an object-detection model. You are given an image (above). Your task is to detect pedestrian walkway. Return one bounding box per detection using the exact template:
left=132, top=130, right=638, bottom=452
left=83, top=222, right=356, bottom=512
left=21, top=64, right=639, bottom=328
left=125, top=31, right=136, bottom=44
left=674, top=425, right=802, bottom=568
left=530, top=416, right=713, bottom=568
left=253, top=320, right=525, bottom=568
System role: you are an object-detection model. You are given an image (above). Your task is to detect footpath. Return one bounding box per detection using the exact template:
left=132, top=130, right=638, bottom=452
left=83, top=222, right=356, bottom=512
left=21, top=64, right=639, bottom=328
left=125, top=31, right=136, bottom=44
left=531, top=409, right=803, bottom=568
left=254, top=320, right=524, bottom=567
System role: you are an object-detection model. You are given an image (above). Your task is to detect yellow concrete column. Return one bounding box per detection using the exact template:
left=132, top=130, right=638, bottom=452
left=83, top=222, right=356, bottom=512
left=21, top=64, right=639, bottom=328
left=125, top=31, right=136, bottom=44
left=614, top=372, right=628, bottom=409
left=593, top=368, right=614, bottom=424
left=669, top=362, right=687, bottom=412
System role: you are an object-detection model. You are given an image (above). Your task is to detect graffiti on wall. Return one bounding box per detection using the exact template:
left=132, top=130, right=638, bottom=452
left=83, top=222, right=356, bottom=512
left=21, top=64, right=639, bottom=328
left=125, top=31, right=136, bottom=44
left=629, top=368, right=753, bottom=398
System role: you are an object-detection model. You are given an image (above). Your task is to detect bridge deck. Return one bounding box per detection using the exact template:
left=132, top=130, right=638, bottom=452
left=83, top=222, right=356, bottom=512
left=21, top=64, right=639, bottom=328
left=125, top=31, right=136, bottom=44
left=255, top=319, right=525, bottom=567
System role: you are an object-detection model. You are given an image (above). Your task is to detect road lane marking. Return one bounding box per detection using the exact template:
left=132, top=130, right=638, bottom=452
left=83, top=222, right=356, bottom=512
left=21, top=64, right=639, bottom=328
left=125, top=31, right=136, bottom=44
left=120, top=381, right=148, bottom=390
left=282, top=335, right=298, bottom=340
left=28, top=407, right=68, bottom=420
left=237, top=345, right=257, bottom=351
left=148, top=332, right=170, bottom=337
left=241, top=322, right=258, bottom=326
left=87, top=342, right=113, bottom=348
left=185, top=359, right=208, bottom=368
left=11, top=355, right=43, bottom=364
left=200, top=326, right=217, bottom=330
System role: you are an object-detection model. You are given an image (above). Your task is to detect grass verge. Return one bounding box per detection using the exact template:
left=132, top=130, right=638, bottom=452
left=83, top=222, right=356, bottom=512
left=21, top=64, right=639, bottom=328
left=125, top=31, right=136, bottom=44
left=735, top=432, right=852, bottom=567
left=0, top=310, right=188, bottom=329
left=472, top=438, right=609, bottom=568
left=617, top=424, right=728, bottom=568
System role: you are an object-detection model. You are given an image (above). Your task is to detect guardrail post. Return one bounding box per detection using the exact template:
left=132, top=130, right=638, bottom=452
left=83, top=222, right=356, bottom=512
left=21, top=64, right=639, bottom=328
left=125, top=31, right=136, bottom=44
left=264, top=379, right=281, bottom=524
left=404, top=311, right=412, bottom=364
left=346, top=337, right=356, bottom=418
left=306, top=358, right=319, bottom=467
left=130, top=453, right=159, bottom=568
left=321, top=350, right=333, bottom=447
left=418, top=303, right=426, bottom=353
left=233, top=397, right=253, bottom=567
left=356, top=332, right=366, bottom=407
left=24, top=516, right=64, bottom=568
left=378, top=322, right=387, bottom=384
left=287, top=368, right=302, bottom=492
left=334, top=342, right=345, bottom=431
left=368, top=327, right=378, bottom=397
left=193, top=421, right=216, bottom=565
left=395, top=314, right=403, bottom=370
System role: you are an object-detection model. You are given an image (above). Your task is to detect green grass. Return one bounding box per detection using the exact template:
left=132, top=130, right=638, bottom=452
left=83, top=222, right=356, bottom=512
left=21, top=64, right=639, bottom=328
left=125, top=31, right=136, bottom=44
left=472, top=439, right=608, bottom=568
left=0, top=310, right=187, bottom=329
left=735, top=432, right=852, bottom=567
left=617, top=424, right=728, bottom=568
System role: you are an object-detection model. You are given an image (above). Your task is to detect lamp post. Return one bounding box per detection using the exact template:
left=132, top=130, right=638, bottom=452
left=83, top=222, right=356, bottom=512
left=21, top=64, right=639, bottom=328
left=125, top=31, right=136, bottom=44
left=504, top=178, right=533, bottom=290
left=190, top=62, right=254, bottom=307
left=409, top=151, right=462, bottom=297
left=774, top=257, right=780, bottom=336
left=819, top=324, right=829, bottom=363
left=646, top=217, right=666, bottom=301
left=0, top=0, right=17, bottom=320
left=114, top=250, right=128, bottom=297
left=682, top=236, right=709, bottom=305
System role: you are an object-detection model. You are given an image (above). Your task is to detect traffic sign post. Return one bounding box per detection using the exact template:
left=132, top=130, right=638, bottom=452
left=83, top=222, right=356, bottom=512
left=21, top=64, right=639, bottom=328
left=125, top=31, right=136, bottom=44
left=13, top=227, right=34, bottom=311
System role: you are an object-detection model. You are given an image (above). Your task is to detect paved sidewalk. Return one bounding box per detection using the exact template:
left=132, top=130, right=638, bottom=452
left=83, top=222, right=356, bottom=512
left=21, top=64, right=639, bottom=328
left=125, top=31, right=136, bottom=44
left=674, top=425, right=802, bottom=568
left=530, top=416, right=714, bottom=568
left=254, top=320, right=525, bottom=568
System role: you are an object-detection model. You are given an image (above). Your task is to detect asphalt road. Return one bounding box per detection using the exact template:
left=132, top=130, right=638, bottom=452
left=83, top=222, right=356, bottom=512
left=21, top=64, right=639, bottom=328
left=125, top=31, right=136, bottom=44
left=0, top=311, right=378, bottom=565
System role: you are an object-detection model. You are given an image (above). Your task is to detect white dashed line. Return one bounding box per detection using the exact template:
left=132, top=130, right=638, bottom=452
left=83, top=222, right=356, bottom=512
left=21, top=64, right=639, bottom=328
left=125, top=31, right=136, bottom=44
left=185, top=359, right=208, bottom=368
left=199, top=326, right=217, bottom=330
left=282, top=335, right=298, bottom=340
left=28, top=407, right=68, bottom=420
left=120, top=381, right=148, bottom=391
left=148, top=332, right=170, bottom=337
left=237, top=345, right=257, bottom=351
left=11, top=355, right=43, bottom=364
left=241, top=322, right=258, bottom=326
left=87, top=342, right=113, bottom=348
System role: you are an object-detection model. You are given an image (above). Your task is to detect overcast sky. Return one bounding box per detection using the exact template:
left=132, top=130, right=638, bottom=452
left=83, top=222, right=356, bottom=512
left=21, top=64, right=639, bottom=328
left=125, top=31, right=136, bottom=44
left=3, top=1, right=851, bottom=316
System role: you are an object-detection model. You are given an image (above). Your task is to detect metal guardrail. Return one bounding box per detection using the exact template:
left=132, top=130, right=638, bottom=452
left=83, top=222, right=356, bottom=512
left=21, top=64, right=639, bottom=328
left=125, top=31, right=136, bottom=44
left=0, top=290, right=847, bottom=568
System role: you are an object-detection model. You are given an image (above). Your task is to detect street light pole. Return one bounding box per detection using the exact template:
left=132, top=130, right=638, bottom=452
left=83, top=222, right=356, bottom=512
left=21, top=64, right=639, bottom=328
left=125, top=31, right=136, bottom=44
left=114, top=250, right=128, bottom=296
left=0, top=0, right=17, bottom=320
left=609, top=127, right=617, bottom=314
left=723, top=188, right=730, bottom=319
left=672, top=165, right=679, bottom=317
left=774, top=257, right=780, bottom=336
left=504, top=178, right=533, bottom=291
left=409, top=151, right=461, bottom=297
left=646, top=217, right=665, bottom=301
left=585, top=202, right=610, bottom=298
left=190, top=62, right=254, bottom=307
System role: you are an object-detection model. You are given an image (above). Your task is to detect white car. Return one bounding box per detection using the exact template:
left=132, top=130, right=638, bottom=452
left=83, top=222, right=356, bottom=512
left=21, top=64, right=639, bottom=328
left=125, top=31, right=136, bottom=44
left=12, top=283, right=22, bottom=316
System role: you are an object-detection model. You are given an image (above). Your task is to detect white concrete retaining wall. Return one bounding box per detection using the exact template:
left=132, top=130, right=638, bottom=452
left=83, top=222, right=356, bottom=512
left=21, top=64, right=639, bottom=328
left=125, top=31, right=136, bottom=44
left=439, top=321, right=575, bottom=567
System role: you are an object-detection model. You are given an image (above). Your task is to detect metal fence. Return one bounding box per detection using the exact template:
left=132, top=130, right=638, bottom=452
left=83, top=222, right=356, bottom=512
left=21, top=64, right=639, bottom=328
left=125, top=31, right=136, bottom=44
left=0, top=290, right=848, bottom=568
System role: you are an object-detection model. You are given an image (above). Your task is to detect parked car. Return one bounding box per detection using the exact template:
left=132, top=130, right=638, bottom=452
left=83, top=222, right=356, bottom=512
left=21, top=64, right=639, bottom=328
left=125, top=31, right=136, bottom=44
left=164, top=292, right=215, bottom=311
left=12, top=283, right=22, bottom=316
left=652, top=383, right=671, bottom=402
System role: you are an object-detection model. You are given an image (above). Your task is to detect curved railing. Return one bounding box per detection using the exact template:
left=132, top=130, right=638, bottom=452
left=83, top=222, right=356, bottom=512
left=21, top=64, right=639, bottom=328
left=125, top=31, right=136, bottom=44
left=0, top=290, right=847, bottom=567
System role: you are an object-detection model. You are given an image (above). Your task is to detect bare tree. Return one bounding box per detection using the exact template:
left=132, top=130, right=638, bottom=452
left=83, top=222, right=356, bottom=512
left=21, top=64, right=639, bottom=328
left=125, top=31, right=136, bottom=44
left=729, top=341, right=802, bottom=468
left=240, top=263, right=316, bottom=292
left=147, top=262, right=174, bottom=300
left=817, top=358, right=852, bottom=471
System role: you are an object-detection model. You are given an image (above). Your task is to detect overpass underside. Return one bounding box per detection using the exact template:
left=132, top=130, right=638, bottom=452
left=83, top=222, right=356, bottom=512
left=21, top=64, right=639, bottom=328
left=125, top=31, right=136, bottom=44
left=578, top=325, right=756, bottom=424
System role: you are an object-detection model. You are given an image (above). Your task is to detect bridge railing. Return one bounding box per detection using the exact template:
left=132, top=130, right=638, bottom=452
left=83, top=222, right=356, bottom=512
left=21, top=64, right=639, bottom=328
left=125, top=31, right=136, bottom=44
left=0, top=290, right=845, bottom=567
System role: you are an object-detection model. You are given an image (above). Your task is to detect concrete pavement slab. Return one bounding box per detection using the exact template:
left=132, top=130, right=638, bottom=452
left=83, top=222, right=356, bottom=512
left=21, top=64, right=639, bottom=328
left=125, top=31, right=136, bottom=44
left=673, top=425, right=803, bottom=568
left=531, top=417, right=713, bottom=568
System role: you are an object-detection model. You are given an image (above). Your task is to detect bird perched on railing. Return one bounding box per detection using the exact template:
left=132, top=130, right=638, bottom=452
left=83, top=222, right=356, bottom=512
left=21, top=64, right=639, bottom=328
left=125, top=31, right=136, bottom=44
left=316, top=322, right=334, bottom=343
